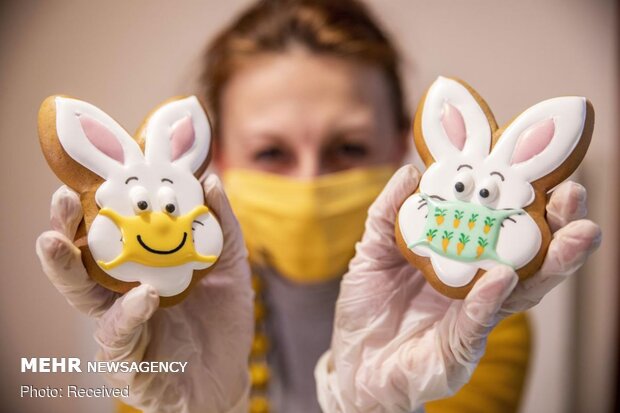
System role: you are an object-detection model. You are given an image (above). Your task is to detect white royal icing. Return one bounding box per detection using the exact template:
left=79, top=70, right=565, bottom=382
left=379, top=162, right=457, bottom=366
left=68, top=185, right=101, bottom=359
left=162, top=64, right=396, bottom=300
left=399, top=76, right=587, bottom=288
left=55, top=96, right=223, bottom=297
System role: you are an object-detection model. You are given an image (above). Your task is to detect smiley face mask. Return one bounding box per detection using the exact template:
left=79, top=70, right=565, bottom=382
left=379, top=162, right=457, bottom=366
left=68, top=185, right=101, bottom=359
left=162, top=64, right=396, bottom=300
left=223, top=166, right=394, bottom=284
left=96, top=205, right=218, bottom=270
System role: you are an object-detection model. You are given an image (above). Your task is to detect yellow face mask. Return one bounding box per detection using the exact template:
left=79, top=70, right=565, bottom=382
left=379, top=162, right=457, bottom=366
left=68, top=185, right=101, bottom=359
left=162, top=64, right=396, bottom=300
left=96, top=205, right=218, bottom=270
left=223, top=166, right=395, bottom=283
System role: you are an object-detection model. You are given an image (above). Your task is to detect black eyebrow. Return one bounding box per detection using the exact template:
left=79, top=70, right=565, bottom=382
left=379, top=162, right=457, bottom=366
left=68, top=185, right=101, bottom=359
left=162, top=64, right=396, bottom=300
left=125, top=177, right=138, bottom=184
left=457, top=164, right=473, bottom=171
left=192, top=220, right=204, bottom=226
left=161, top=178, right=174, bottom=184
left=490, top=171, right=505, bottom=181
left=501, top=217, right=517, bottom=227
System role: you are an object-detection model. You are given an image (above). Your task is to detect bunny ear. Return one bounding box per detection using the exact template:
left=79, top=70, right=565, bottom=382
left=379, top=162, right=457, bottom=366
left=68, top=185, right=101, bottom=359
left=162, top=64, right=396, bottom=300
left=417, top=77, right=493, bottom=163
left=55, top=97, right=143, bottom=179
left=489, top=97, right=588, bottom=183
left=144, top=96, right=211, bottom=174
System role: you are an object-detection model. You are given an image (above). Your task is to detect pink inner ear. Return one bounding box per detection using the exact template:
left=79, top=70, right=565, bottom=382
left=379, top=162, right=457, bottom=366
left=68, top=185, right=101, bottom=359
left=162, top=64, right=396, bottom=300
left=441, top=102, right=466, bottom=151
left=170, top=116, right=195, bottom=161
left=79, top=115, right=125, bottom=163
left=510, top=118, right=555, bottom=165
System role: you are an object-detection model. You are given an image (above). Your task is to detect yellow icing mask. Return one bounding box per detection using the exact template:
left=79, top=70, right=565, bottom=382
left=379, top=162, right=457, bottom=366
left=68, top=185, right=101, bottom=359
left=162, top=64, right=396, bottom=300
left=223, top=166, right=394, bottom=284
left=97, top=205, right=217, bottom=270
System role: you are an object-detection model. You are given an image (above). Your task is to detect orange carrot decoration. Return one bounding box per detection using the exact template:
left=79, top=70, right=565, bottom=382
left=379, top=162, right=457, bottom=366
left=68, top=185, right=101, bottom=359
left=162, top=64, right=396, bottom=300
left=426, top=229, right=438, bottom=242
left=435, top=208, right=447, bottom=225
left=441, top=231, right=454, bottom=252
left=468, top=213, right=478, bottom=230
left=456, top=233, right=470, bottom=256
left=476, top=237, right=489, bottom=258
left=483, top=217, right=496, bottom=234
left=453, top=210, right=464, bottom=228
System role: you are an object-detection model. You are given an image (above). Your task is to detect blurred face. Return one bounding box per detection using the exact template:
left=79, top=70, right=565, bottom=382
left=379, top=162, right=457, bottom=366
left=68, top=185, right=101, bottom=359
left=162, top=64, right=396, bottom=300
left=215, top=50, right=406, bottom=178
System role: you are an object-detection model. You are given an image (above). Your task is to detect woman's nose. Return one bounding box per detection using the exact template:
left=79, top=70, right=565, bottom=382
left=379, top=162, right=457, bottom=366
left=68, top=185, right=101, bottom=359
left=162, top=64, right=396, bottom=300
left=295, top=152, right=332, bottom=178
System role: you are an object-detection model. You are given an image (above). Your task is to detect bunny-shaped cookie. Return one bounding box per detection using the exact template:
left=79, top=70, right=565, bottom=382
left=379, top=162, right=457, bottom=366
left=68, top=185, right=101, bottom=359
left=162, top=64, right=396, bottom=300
left=396, top=77, right=594, bottom=298
left=38, top=96, right=224, bottom=306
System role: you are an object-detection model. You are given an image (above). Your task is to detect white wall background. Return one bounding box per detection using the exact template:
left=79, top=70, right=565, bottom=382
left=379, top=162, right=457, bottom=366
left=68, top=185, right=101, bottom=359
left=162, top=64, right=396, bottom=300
left=0, top=1, right=616, bottom=412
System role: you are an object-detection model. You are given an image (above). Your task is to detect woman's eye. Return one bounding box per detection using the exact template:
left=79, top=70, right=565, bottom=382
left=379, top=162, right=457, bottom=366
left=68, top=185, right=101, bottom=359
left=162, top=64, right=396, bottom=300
left=336, top=142, right=368, bottom=158
left=254, top=147, right=286, bottom=162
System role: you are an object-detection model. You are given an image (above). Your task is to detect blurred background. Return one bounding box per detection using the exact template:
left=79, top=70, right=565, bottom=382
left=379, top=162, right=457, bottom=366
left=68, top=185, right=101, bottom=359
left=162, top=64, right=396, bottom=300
left=0, top=1, right=617, bottom=412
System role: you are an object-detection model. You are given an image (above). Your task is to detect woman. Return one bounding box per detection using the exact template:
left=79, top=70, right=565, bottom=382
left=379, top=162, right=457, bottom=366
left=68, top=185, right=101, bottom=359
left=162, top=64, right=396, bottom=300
left=36, top=0, right=600, bottom=412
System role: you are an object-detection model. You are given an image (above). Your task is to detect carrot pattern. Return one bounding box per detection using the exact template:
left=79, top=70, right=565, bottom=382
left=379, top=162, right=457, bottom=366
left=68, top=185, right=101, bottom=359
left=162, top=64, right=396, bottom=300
left=453, top=210, right=464, bottom=228
left=456, top=233, right=470, bottom=256
left=468, top=213, right=478, bottom=230
left=476, top=237, right=489, bottom=258
left=441, top=231, right=453, bottom=252
left=483, top=216, right=496, bottom=234
left=409, top=194, right=523, bottom=265
left=435, top=208, right=447, bottom=225
left=426, top=229, right=438, bottom=242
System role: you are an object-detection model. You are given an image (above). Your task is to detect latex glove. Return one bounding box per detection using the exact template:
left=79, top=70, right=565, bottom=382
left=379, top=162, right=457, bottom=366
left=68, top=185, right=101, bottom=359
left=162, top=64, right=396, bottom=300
left=36, top=175, right=253, bottom=413
left=315, top=165, right=601, bottom=413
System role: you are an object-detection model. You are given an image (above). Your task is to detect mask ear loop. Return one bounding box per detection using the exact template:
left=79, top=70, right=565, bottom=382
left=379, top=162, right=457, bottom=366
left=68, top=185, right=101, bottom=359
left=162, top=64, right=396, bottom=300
left=96, top=208, right=130, bottom=270
left=187, top=206, right=219, bottom=264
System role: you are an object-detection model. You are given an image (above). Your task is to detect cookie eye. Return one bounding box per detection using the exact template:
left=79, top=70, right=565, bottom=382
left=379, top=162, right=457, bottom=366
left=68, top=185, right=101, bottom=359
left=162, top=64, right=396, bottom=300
left=158, top=186, right=179, bottom=216
left=477, top=178, right=500, bottom=205
left=129, top=186, right=151, bottom=214
left=453, top=170, right=474, bottom=200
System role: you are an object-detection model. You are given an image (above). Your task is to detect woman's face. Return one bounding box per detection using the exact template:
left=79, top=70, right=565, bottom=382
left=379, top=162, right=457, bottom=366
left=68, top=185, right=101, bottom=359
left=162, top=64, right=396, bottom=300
left=215, top=50, right=407, bottom=178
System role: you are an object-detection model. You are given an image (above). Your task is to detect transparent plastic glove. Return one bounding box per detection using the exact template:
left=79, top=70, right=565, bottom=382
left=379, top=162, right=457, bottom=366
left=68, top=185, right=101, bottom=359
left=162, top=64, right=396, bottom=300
left=36, top=175, right=253, bottom=413
left=315, top=165, right=601, bottom=413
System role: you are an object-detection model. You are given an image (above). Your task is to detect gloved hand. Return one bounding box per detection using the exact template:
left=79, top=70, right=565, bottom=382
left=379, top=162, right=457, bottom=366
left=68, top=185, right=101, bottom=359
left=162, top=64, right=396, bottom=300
left=315, top=165, right=601, bottom=413
left=36, top=175, right=253, bottom=413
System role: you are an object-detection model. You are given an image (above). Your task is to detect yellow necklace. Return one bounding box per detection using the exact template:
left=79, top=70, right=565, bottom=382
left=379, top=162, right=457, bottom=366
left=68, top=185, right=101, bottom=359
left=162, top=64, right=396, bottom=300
left=249, top=271, right=270, bottom=413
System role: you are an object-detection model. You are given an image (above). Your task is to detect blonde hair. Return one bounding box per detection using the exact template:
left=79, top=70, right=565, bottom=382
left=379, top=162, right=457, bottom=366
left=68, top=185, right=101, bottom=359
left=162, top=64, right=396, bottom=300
left=200, top=0, right=409, bottom=134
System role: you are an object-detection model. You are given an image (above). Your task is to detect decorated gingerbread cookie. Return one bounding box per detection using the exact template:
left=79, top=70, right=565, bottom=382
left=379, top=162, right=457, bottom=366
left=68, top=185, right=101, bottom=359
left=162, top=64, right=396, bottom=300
left=396, top=76, right=594, bottom=299
left=38, top=96, right=224, bottom=306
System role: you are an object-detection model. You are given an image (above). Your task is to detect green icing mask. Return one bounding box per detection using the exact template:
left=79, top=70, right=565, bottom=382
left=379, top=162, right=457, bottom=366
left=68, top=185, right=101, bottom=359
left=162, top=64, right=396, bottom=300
left=409, top=194, right=524, bottom=266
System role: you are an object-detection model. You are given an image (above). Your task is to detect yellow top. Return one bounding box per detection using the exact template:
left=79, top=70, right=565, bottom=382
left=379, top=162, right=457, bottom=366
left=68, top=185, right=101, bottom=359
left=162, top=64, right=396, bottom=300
left=116, top=313, right=531, bottom=413
left=426, top=312, right=531, bottom=413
